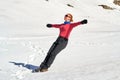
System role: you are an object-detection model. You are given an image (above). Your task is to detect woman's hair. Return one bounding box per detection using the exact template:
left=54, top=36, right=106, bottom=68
left=65, top=13, right=73, bottom=22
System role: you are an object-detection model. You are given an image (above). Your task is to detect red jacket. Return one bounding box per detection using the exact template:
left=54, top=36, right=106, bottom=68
left=52, top=22, right=81, bottom=39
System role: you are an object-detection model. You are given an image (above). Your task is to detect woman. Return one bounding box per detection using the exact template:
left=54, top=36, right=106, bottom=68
left=35, top=13, right=88, bottom=72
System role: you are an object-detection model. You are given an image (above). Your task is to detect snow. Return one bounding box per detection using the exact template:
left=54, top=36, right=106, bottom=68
left=0, top=0, right=120, bottom=80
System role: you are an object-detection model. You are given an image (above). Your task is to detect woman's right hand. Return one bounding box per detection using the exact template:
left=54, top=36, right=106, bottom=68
left=46, top=24, right=52, bottom=28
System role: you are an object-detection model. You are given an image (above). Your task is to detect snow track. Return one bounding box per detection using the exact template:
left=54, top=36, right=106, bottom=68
left=0, top=38, right=47, bottom=80
left=10, top=40, right=47, bottom=80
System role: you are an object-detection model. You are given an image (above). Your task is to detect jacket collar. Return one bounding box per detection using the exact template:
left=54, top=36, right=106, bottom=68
left=64, top=21, right=71, bottom=24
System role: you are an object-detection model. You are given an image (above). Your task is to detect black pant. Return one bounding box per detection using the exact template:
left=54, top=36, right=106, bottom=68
left=40, top=36, right=68, bottom=69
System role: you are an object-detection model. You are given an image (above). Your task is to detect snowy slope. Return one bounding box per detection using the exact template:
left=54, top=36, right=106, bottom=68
left=0, top=0, right=120, bottom=80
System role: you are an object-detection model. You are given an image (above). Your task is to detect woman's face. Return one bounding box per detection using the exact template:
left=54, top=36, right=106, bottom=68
left=64, top=14, right=72, bottom=22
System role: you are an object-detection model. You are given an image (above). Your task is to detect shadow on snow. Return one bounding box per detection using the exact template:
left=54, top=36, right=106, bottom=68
left=9, top=61, right=39, bottom=71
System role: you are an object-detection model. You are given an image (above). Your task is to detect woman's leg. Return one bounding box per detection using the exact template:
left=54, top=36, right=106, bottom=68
left=40, top=42, right=58, bottom=69
left=40, top=37, right=68, bottom=69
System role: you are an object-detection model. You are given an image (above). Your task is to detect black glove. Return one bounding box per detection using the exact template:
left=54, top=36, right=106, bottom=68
left=46, top=24, right=52, bottom=28
left=81, top=19, right=88, bottom=24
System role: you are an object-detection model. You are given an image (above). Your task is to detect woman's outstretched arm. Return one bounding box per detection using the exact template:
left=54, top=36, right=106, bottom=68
left=46, top=24, right=64, bottom=28
left=71, top=19, right=88, bottom=28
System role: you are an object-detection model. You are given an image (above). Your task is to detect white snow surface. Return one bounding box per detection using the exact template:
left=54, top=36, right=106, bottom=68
left=0, top=0, right=120, bottom=80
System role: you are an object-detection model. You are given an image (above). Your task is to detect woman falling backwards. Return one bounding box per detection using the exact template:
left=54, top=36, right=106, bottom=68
left=34, top=13, right=88, bottom=72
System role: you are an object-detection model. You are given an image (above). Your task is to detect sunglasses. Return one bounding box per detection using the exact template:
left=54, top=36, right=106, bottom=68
left=65, top=15, right=72, bottom=18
